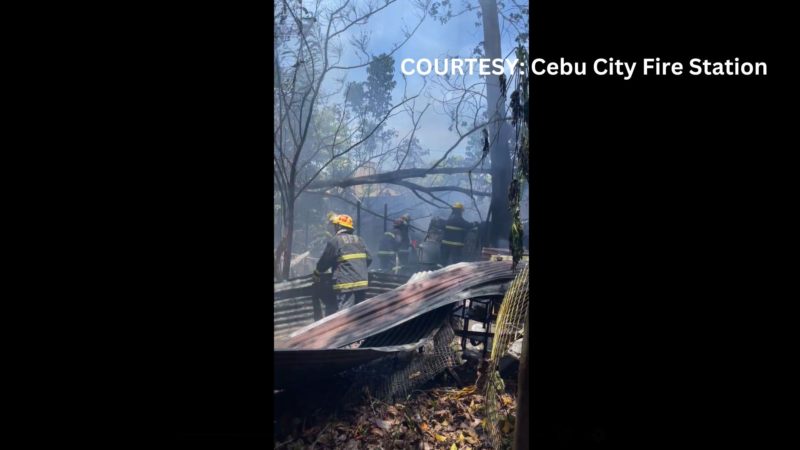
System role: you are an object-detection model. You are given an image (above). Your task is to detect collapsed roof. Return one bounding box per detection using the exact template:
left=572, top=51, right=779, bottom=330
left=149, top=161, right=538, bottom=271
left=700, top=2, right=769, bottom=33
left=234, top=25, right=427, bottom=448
left=274, top=261, right=522, bottom=391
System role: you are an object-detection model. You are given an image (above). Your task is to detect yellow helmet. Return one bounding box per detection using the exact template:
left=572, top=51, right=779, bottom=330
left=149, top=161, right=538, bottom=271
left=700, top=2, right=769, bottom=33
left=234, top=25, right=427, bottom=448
left=332, top=214, right=354, bottom=229
left=453, top=202, right=464, bottom=210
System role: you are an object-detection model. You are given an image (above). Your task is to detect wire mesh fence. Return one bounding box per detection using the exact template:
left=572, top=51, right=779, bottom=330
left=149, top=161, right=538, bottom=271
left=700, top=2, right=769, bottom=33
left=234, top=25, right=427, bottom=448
left=484, top=263, right=529, bottom=449
left=341, top=321, right=461, bottom=404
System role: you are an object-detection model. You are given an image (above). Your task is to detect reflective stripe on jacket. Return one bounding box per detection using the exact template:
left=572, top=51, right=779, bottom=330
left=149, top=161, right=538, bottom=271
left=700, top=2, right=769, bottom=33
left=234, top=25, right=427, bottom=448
left=441, top=239, right=465, bottom=247
left=442, top=213, right=471, bottom=247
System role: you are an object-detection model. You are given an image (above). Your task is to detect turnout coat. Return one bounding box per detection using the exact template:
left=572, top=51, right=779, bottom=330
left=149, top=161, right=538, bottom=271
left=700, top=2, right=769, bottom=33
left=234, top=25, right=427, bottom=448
left=316, top=229, right=372, bottom=292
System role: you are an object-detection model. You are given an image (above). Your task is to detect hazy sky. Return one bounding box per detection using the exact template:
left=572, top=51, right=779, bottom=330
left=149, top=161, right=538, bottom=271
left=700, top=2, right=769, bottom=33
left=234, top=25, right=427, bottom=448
left=319, top=1, right=523, bottom=161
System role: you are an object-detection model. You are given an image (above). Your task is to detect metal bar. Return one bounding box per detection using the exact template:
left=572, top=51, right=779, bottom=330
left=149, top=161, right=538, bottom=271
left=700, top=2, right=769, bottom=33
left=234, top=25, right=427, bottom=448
left=461, top=299, right=468, bottom=351
left=312, top=295, right=323, bottom=321
left=274, top=298, right=314, bottom=311
left=274, top=302, right=315, bottom=315
left=277, top=211, right=283, bottom=241
left=453, top=329, right=496, bottom=339
left=357, top=200, right=361, bottom=233
left=482, top=298, right=493, bottom=358
left=274, top=307, right=316, bottom=320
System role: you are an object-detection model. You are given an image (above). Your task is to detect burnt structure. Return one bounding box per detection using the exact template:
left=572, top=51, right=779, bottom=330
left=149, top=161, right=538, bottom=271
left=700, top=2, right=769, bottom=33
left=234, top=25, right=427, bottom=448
left=274, top=261, right=524, bottom=401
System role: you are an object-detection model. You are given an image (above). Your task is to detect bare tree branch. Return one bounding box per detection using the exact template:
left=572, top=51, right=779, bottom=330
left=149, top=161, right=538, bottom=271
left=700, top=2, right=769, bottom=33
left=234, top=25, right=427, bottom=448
left=397, top=103, right=429, bottom=169
left=329, top=4, right=426, bottom=71
left=389, top=179, right=490, bottom=197
left=302, top=190, right=428, bottom=233
left=409, top=187, right=450, bottom=209
left=426, top=116, right=513, bottom=171
left=294, top=93, right=420, bottom=197
left=306, top=166, right=489, bottom=190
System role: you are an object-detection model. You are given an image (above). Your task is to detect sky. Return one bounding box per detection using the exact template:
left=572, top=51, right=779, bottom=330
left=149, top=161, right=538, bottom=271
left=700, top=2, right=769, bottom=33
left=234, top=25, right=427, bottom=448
left=317, top=0, right=525, bottom=162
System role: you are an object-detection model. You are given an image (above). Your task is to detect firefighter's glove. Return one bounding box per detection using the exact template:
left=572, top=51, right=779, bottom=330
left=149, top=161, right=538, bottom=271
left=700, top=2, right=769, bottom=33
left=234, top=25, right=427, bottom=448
left=312, top=269, right=321, bottom=283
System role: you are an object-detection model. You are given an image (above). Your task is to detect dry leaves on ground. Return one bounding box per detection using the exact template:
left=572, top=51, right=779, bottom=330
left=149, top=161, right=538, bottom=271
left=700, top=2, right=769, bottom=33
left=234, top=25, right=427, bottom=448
left=275, top=385, right=517, bottom=449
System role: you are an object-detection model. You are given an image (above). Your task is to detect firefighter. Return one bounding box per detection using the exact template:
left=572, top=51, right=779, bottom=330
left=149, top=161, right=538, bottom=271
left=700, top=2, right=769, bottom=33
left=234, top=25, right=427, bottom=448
left=395, top=214, right=412, bottom=266
left=377, top=222, right=400, bottom=271
left=313, top=213, right=372, bottom=314
left=440, top=202, right=471, bottom=266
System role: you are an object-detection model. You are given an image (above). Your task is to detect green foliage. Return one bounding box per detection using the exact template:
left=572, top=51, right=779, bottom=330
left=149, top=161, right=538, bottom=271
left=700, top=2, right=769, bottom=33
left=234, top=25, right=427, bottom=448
left=344, top=81, right=366, bottom=112
left=343, top=54, right=402, bottom=171
left=365, top=54, right=396, bottom=120
left=508, top=43, right=530, bottom=268
left=508, top=178, right=524, bottom=266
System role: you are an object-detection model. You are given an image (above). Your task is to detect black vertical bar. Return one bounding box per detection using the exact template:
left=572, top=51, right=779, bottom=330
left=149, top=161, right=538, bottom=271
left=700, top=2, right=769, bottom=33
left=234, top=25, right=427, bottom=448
left=482, top=299, right=492, bottom=358
left=276, top=211, right=282, bottom=244
left=312, top=286, right=322, bottom=321
left=356, top=201, right=361, bottom=234
left=384, top=203, right=388, bottom=232
left=461, top=299, right=468, bottom=351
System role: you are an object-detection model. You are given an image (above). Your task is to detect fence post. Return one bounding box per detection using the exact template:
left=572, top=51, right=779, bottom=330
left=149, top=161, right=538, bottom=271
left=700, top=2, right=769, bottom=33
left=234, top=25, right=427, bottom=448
left=276, top=212, right=283, bottom=245
left=356, top=201, right=361, bottom=235
left=513, top=309, right=529, bottom=450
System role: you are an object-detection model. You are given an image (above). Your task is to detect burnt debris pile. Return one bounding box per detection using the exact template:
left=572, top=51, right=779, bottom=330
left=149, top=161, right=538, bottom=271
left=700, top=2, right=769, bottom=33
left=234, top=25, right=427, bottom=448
left=274, top=261, right=523, bottom=400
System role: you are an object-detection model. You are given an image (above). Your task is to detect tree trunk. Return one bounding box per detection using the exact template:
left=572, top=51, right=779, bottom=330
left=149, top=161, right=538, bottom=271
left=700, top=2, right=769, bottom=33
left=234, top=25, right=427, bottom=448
left=281, top=199, right=294, bottom=280
left=513, top=308, right=529, bottom=450
left=479, top=0, right=513, bottom=247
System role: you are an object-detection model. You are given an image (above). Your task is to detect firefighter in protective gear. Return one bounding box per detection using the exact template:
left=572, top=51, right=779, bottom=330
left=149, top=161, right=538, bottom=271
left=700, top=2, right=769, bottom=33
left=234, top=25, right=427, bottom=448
left=395, top=215, right=412, bottom=266
left=377, top=222, right=401, bottom=271
left=314, top=213, right=372, bottom=314
left=440, top=202, right=471, bottom=266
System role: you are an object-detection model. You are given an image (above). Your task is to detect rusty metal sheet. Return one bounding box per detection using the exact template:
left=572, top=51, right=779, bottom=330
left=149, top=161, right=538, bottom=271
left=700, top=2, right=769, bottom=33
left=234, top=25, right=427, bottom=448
left=272, top=263, right=522, bottom=388
left=274, top=306, right=453, bottom=388
left=280, top=261, right=519, bottom=350
left=274, top=272, right=409, bottom=301
left=273, top=271, right=412, bottom=337
left=358, top=304, right=454, bottom=348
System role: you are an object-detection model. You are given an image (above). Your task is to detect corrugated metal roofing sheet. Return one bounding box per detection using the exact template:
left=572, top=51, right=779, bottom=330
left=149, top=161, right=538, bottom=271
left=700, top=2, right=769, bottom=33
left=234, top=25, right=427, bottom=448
left=273, top=272, right=411, bottom=338
left=274, top=272, right=409, bottom=302
left=273, top=261, right=524, bottom=388
left=280, top=261, right=519, bottom=349
left=359, top=304, right=454, bottom=348
left=274, top=307, right=456, bottom=388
